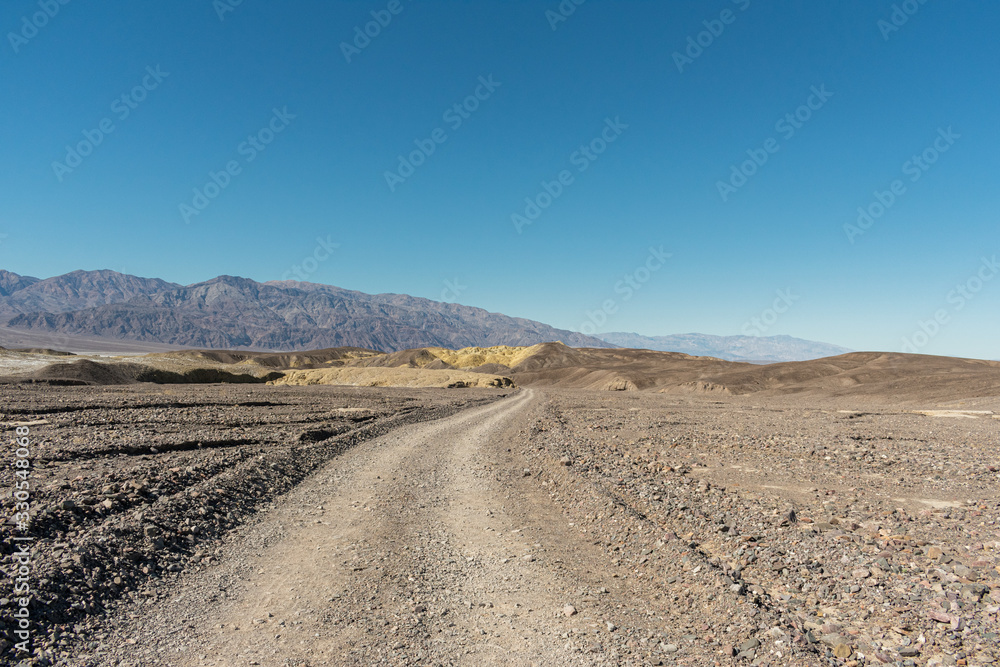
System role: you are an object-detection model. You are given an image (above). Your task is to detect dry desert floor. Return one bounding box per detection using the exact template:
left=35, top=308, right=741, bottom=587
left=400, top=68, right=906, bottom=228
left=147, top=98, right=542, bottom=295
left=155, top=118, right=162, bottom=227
left=1, top=384, right=999, bottom=666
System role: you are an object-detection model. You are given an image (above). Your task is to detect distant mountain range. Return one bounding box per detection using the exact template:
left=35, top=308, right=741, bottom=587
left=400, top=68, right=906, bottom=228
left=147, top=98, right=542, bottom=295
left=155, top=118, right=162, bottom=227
left=0, top=270, right=614, bottom=352
left=595, top=332, right=851, bottom=362
left=0, top=270, right=179, bottom=316
left=0, top=270, right=854, bottom=359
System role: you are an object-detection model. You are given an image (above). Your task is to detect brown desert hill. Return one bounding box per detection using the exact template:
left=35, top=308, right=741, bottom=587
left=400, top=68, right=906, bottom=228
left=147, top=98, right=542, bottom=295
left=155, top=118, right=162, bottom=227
left=701, top=351, right=1000, bottom=402
left=21, top=359, right=281, bottom=386
left=348, top=348, right=451, bottom=369
left=27, top=359, right=144, bottom=385
left=506, top=343, right=745, bottom=391
left=505, top=345, right=1000, bottom=403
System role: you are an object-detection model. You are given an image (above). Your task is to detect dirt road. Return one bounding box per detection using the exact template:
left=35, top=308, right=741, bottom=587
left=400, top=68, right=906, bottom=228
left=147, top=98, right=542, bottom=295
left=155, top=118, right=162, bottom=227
left=75, top=385, right=1000, bottom=666
left=99, top=389, right=652, bottom=666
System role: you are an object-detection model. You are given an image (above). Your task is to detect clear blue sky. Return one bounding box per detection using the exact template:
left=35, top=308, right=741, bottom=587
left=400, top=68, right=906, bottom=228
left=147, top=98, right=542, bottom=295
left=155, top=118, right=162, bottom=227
left=2, top=1, right=998, bottom=359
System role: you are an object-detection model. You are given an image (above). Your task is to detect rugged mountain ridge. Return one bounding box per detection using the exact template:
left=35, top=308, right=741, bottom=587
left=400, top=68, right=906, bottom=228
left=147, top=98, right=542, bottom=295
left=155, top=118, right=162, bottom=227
left=1, top=271, right=614, bottom=352
left=0, top=269, right=179, bottom=317
left=0, top=269, right=41, bottom=296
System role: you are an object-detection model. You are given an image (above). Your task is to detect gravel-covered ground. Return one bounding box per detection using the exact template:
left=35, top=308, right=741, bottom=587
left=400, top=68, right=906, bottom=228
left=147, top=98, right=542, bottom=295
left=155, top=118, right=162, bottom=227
left=0, top=382, right=504, bottom=664
left=521, top=391, right=1000, bottom=666
left=2, top=385, right=998, bottom=666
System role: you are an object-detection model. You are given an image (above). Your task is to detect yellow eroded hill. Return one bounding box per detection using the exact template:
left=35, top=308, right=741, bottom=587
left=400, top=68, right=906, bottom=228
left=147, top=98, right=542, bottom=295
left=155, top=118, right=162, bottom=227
left=270, top=366, right=514, bottom=389
left=423, top=344, right=546, bottom=369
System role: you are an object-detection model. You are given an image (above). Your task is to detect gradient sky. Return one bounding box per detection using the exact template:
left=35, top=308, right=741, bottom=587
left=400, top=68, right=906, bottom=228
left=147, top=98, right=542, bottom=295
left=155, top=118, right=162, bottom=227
left=2, top=1, right=998, bottom=359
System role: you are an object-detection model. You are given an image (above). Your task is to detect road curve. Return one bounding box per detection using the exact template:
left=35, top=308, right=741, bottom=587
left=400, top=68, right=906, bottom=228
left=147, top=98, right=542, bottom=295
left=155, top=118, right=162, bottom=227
left=101, top=388, right=647, bottom=666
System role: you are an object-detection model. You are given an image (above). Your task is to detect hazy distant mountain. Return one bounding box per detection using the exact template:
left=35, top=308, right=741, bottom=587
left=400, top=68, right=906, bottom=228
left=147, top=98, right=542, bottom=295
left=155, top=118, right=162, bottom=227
left=1, top=271, right=614, bottom=352
left=0, top=269, right=179, bottom=317
left=596, top=332, right=851, bottom=362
